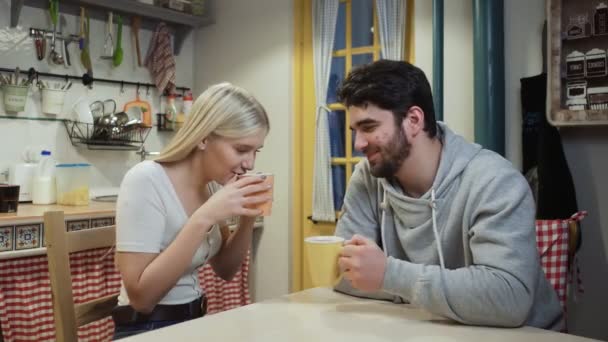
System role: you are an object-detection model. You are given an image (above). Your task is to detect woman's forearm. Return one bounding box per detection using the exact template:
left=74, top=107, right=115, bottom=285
left=210, top=217, right=255, bottom=280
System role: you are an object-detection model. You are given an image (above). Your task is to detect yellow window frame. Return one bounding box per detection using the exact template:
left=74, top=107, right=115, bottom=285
left=292, top=0, right=415, bottom=292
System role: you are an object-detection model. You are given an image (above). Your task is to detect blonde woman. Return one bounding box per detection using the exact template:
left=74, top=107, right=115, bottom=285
left=112, top=83, right=271, bottom=338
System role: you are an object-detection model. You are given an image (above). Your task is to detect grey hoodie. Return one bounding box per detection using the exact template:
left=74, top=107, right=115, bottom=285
left=335, top=123, right=563, bottom=329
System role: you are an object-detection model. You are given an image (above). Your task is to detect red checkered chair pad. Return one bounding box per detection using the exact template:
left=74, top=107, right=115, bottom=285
left=535, top=211, right=586, bottom=316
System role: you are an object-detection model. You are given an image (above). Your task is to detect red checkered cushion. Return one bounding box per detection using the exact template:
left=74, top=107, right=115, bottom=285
left=535, top=211, right=586, bottom=313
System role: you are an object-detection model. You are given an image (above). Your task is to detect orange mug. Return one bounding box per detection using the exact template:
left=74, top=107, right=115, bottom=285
left=239, top=173, right=274, bottom=216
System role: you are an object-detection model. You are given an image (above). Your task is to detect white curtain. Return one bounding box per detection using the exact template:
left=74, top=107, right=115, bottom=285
left=375, top=0, right=406, bottom=61
left=311, top=0, right=339, bottom=222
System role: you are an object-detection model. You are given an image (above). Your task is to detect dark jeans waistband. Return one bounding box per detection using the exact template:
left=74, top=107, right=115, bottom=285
left=112, top=296, right=207, bottom=326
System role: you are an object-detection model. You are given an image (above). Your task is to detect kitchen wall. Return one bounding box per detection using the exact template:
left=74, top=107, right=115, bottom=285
left=193, top=0, right=293, bottom=301
left=413, top=0, right=474, bottom=143
left=0, top=0, right=195, bottom=189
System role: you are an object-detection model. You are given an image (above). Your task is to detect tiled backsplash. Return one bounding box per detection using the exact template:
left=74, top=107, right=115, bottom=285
left=0, top=216, right=115, bottom=253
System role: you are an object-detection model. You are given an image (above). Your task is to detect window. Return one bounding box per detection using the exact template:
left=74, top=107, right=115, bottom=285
left=327, top=0, right=380, bottom=210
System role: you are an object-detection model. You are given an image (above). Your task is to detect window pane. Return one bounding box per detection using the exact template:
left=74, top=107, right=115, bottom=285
left=352, top=53, right=373, bottom=68
left=327, top=57, right=345, bottom=104
left=333, top=2, right=346, bottom=50
left=352, top=0, right=374, bottom=48
left=328, top=110, right=345, bottom=158
left=332, top=165, right=346, bottom=210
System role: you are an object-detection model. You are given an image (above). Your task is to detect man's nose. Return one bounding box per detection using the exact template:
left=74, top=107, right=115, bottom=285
left=353, top=131, right=367, bottom=152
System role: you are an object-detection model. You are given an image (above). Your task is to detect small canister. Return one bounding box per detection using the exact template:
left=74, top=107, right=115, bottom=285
left=566, top=50, right=586, bottom=79
left=585, top=48, right=607, bottom=77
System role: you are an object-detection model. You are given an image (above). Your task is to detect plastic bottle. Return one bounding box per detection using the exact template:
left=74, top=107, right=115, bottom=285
left=166, top=94, right=178, bottom=131
left=32, top=150, right=56, bottom=205
left=183, top=91, right=193, bottom=116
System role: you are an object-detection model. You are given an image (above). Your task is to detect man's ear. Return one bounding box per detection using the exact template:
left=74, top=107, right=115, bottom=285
left=402, top=106, right=425, bottom=138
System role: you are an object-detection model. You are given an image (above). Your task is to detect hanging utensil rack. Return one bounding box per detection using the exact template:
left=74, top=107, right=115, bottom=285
left=0, top=61, right=190, bottom=93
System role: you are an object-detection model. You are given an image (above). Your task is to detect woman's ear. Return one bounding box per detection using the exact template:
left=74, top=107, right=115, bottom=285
left=197, top=138, right=207, bottom=151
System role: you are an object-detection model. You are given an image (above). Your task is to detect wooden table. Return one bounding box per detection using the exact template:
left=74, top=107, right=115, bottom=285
left=121, top=287, right=599, bottom=341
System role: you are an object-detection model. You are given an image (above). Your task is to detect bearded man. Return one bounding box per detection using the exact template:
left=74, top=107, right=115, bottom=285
left=334, top=60, right=563, bottom=330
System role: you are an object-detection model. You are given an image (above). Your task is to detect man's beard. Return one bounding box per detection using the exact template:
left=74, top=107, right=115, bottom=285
left=367, top=127, right=411, bottom=178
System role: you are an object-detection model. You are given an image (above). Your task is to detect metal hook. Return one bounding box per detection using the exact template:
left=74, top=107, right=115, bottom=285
left=120, top=81, right=125, bottom=94
left=146, top=85, right=150, bottom=96
left=136, top=82, right=140, bottom=96
left=64, top=74, right=69, bottom=83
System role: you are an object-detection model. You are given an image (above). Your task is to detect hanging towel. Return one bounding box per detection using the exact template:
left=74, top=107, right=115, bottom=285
left=144, top=22, right=176, bottom=94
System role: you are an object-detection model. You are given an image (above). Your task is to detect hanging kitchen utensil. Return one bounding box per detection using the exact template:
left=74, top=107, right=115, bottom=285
left=64, top=39, right=72, bottom=66
left=101, top=12, right=114, bottom=60
left=79, top=7, right=85, bottom=50
left=131, top=16, right=142, bottom=67
left=112, top=15, right=124, bottom=67
left=34, top=32, right=44, bottom=61
left=48, top=0, right=63, bottom=65
left=49, top=0, right=59, bottom=27
left=59, top=15, right=69, bottom=67
left=49, top=26, right=64, bottom=65
left=13, top=67, right=19, bottom=85
left=124, top=84, right=152, bottom=127
left=81, top=11, right=93, bottom=76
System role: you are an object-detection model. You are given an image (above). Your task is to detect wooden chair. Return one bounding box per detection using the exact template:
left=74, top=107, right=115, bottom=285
left=535, top=211, right=586, bottom=329
left=44, top=211, right=118, bottom=342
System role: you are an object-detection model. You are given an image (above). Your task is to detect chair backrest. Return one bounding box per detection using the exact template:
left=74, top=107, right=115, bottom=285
left=535, top=211, right=586, bottom=314
left=44, top=211, right=118, bottom=342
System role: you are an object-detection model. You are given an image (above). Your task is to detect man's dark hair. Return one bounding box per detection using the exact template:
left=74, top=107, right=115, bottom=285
left=338, top=60, right=437, bottom=138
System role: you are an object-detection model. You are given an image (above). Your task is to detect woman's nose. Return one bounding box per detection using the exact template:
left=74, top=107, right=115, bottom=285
left=242, top=155, right=255, bottom=171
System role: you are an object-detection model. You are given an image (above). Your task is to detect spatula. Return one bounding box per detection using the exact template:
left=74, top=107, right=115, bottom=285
left=112, top=15, right=123, bottom=67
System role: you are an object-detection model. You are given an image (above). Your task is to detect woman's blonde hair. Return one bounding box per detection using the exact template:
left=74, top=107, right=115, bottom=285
left=156, top=83, right=269, bottom=163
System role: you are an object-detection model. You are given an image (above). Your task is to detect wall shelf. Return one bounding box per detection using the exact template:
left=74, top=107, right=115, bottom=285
left=548, top=0, right=608, bottom=126
left=10, top=0, right=213, bottom=55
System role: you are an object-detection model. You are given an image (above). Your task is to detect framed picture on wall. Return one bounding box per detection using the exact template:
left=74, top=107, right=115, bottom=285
left=548, top=0, right=608, bottom=125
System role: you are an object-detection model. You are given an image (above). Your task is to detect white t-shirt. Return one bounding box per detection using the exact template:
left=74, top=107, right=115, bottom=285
left=115, top=160, right=222, bottom=306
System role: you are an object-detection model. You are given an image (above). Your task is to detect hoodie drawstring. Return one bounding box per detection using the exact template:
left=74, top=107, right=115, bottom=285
left=380, top=188, right=389, bottom=257
left=380, top=186, right=446, bottom=269
left=430, top=189, right=445, bottom=269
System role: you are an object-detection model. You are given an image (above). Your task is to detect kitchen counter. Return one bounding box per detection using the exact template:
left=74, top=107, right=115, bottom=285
left=0, top=201, right=116, bottom=223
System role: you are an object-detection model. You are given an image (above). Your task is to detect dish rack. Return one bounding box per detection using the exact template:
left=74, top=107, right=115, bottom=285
left=63, top=120, right=151, bottom=150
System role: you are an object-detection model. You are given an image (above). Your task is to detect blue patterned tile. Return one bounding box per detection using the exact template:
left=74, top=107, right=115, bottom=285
left=15, top=224, right=41, bottom=250
left=0, top=226, right=14, bottom=252
left=67, top=219, right=90, bottom=231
